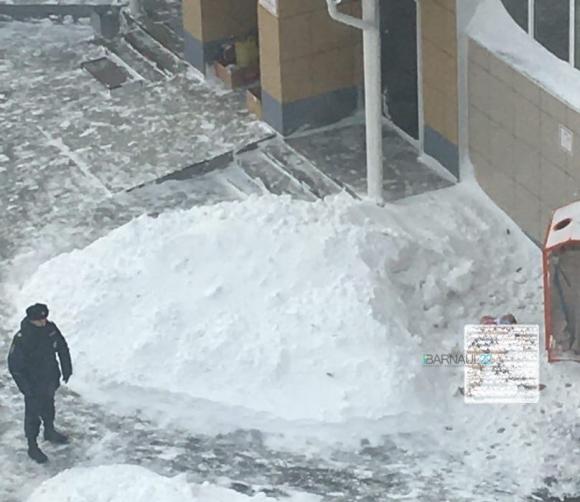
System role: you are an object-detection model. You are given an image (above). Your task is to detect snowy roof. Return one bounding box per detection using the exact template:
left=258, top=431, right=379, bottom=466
left=545, top=201, right=580, bottom=250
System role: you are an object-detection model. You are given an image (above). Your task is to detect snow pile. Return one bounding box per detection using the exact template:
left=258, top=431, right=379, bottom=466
left=467, top=0, right=580, bottom=111
left=26, top=465, right=192, bottom=502
left=5, top=0, right=114, bottom=4
left=15, top=186, right=540, bottom=423
left=25, top=464, right=318, bottom=502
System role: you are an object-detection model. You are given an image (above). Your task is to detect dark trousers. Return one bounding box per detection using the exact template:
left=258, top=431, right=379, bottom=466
left=24, top=393, right=55, bottom=440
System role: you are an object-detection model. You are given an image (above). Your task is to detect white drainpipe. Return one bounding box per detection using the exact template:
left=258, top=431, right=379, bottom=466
left=326, top=0, right=384, bottom=204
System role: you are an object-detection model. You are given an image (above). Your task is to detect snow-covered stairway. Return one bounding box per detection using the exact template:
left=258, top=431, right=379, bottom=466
left=259, top=138, right=355, bottom=199
left=234, top=137, right=353, bottom=201
left=234, top=145, right=314, bottom=201
left=129, top=9, right=184, bottom=60
left=98, top=37, right=167, bottom=84
left=121, top=12, right=189, bottom=77
left=123, top=134, right=346, bottom=202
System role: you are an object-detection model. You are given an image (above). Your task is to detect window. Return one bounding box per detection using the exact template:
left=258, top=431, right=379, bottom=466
left=500, top=0, right=577, bottom=68
left=534, top=0, right=569, bottom=62
left=501, top=0, right=528, bottom=31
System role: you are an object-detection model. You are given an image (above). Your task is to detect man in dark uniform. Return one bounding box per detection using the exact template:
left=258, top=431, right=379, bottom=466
left=7, top=303, right=72, bottom=463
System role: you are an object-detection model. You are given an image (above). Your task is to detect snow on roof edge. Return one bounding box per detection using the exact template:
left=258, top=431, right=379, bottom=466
left=467, top=0, right=580, bottom=114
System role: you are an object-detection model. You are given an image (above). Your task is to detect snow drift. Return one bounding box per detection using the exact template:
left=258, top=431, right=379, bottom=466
left=14, top=186, right=540, bottom=423
left=25, top=464, right=320, bottom=502
left=26, top=465, right=192, bottom=502
left=16, top=185, right=575, bottom=498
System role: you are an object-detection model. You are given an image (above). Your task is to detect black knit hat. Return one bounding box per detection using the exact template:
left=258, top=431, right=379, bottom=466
left=26, top=303, right=49, bottom=321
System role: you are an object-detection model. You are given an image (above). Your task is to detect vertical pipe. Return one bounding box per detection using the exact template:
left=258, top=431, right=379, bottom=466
left=457, top=0, right=471, bottom=180
left=570, top=0, right=575, bottom=66
left=362, top=0, right=384, bottom=203
left=528, top=0, right=534, bottom=37
left=416, top=0, right=424, bottom=153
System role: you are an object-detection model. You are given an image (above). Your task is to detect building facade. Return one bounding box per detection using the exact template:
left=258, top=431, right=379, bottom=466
left=466, top=0, right=580, bottom=245
left=182, top=0, right=459, bottom=176
left=182, top=0, right=580, bottom=245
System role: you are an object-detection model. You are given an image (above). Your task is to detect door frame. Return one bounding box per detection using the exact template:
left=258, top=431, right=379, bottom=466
left=380, top=0, right=424, bottom=152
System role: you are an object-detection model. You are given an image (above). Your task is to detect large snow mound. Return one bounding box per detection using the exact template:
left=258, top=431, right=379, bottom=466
left=15, top=188, right=540, bottom=422
left=26, top=465, right=192, bottom=502
left=25, top=464, right=317, bottom=502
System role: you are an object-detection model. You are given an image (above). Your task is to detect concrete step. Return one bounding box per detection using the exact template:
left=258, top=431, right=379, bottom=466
left=122, top=17, right=189, bottom=77
left=141, top=0, right=183, bottom=33
left=124, top=133, right=347, bottom=202
left=133, top=13, right=184, bottom=59
left=127, top=151, right=234, bottom=192
left=99, top=37, right=167, bottom=83
left=234, top=144, right=317, bottom=201
left=221, top=167, right=265, bottom=197
left=260, top=138, right=347, bottom=199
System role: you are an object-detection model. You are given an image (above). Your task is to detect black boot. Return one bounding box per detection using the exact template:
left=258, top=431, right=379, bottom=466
left=44, top=427, right=69, bottom=444
left=27, top=438, right=48, bottom=464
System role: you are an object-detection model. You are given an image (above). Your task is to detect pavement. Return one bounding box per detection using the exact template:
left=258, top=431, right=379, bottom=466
left=288, top=118, right=454, bottom=201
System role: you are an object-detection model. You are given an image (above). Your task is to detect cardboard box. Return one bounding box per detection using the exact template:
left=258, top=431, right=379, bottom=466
left=246, top=86, right=262, bottom=118
left=214, top=61, right=260, bottom=89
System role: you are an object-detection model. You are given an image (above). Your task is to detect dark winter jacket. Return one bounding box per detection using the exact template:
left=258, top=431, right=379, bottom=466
left=7, top=318, right=72, bottom=396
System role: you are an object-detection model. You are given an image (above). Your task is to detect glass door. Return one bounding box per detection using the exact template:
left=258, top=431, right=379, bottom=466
left=380, top=0, right=419, bottom=140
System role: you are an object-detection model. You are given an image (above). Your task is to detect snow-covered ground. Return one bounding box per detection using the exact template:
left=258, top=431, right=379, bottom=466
left=1, top=0, right=115, bottom=4
left=8, top=178, right=580, bottom=501
left=2, top=8, right=580, bottom=502
left=0, top=17, right=271, bottom=263
left=9, top=184, right=540, bottom=425
left=26, top=465, right=320, bottom=502
left=0, top=19, right=270, bottom=193
left=15, top=193, right=420, bottom=423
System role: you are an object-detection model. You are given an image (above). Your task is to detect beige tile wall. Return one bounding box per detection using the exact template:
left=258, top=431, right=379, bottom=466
left=468, top=38, right=580, bottom=243
left=183, top=0, right=257, bottom=43
left=182, top=0, right=202, bottom=40
left=201, top=0, right=257, bottom=42
left=259, top=0, right=361, bottom=104
left=421, top=0, right=458, bottom=145
left=259, top=6, right=282, bottom=101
